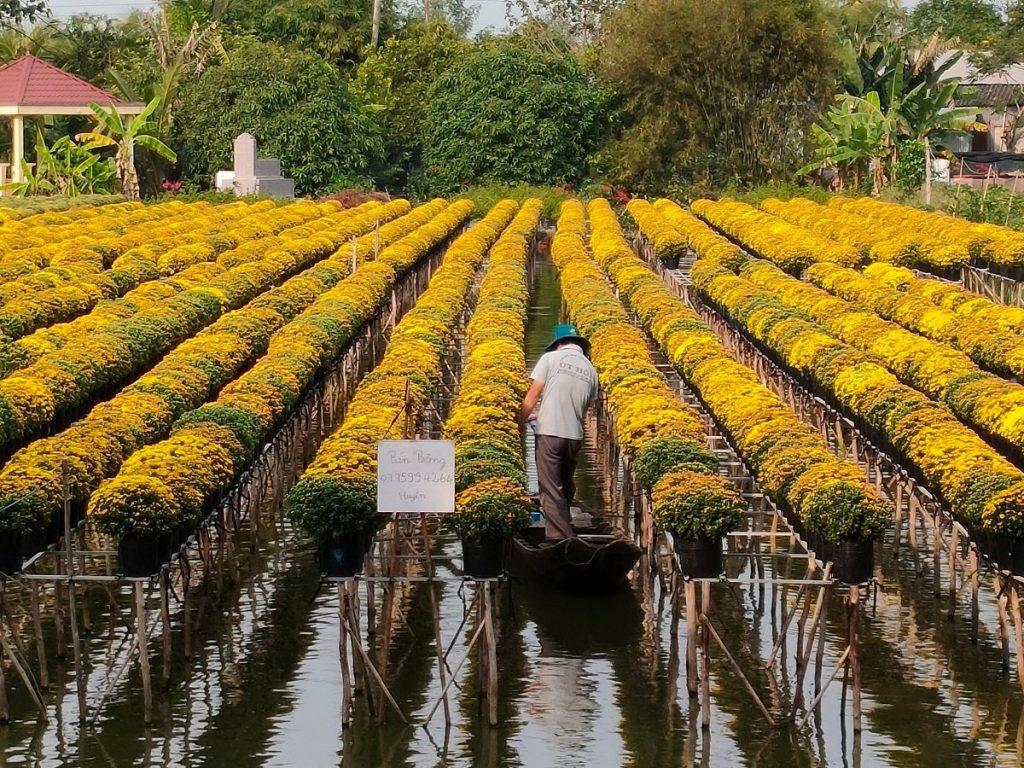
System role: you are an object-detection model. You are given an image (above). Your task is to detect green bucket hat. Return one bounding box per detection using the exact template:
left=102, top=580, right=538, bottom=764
left=545, top=323, right=590, bottom=355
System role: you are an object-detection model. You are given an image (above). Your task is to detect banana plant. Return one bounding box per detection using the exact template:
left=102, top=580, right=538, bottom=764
left=76, top=97, right=177, bottom=200
left=2, top=130, right=116, bottom=197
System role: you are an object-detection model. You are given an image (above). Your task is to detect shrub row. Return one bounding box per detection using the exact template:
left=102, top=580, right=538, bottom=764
left=0, top=200, right=297, bottom=341
left=0, top=200, right=450, bottom=537
left=687, top=230, right=1024, bottom=538
left=805, top=262, right=1024, bottom=380
left=555, top=200, right=740, bottom=540
left=613, top=200, right=890, bottom=543
left=0, top=201, right=403, bottom=455
left=286, top=200, right=516, bottom=544
left=443, top=200, right=543, bottom=540
left=691, top=198, right=860, bottom=273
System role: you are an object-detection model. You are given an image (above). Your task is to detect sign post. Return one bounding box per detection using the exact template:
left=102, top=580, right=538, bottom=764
left=376, top=440, right=455, bottom=515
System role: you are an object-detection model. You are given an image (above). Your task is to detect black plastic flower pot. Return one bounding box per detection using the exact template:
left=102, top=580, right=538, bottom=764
left=461, top=537, right=507, bottom=579
left=1008, top=537, right=1024, bottom=577
left=674, top=538, right=722, bottom=579
left=318, top=536, right=367, bottom=578
left=118, top=535, right=165, bottom=577
left=660, top=254, right=681, bottom=270
left=827, top=539, right=874, bottom=584
left=0, top=532, right=23, bottom=575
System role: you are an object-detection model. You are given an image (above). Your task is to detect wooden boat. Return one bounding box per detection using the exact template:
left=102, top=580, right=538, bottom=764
left=510, top=505, right=641, bottom=590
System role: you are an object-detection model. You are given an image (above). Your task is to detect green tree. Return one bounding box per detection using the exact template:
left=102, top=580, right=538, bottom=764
left=0, top=0, right=46, bottom=24
left=909, top=0, right=1004, bottom=49
left=352, top=20, right=469, bottom=188
left=419, top=41, right=607, bottom=193
left=77, top=97, right=177, bottom=199
left=220, top=0, right=396, bottom=68
left=598, top=0, right=835, bottom=190
left=175, top=42, right=384, bottom=193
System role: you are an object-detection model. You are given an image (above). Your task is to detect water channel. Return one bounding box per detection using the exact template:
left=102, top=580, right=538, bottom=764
left=0, top=246, right=1022, bottom=767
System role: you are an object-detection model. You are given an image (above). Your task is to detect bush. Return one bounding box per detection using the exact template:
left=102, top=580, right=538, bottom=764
left=175, top=42, right=384, bottom=195
left=418, top=42, right=608, bottom=194
left=652, top=469, right=743, bottom=540
left=352, top=20, right=471, bottom=187
left=446, top=477, right=533, bottom=541
left=632, top=436, right=718, bottom=489
left=286, top=475, right=378, bottom=542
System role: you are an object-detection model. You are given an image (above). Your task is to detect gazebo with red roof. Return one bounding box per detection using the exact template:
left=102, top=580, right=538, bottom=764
left=0, top=55, right=145, bottom=185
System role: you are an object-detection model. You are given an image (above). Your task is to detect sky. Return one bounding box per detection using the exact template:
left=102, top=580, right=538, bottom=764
left=45, top=0, right=510, bottom=32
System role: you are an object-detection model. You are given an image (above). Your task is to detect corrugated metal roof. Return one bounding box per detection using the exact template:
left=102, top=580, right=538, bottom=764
left=955, top=83, right=1024, bottom=107
left=0, top=55, right=126, bottom=107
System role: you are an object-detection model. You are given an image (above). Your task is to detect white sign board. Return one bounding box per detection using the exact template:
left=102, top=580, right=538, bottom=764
left=376, top=440, right=455, bottom=514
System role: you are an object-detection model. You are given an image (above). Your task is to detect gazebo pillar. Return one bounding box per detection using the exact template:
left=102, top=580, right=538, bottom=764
left=10, top=115, right=24, bottom=183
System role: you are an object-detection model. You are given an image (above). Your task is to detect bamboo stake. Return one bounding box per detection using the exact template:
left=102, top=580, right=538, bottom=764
left=339, top=584, right=352, bottom=728
left=344, top=611, right=407, bottom=724
left=699, top=615, right=775, bottom=726
left=797, top=645, right=852, bottom=729
left=848, top=585, right=862, bottom=732
left=29, top=581, right=47, bottom=689
left=135, top=581, right=153, bottom=724
left=685, top=579, right=698, bottom=696
left=484, top=583, right=499, bottom=727
left=1009, top=582, right=1024, bottom=692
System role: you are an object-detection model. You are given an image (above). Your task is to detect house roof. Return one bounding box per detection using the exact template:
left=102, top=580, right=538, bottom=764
left=0, top=55, right=142, bottom=113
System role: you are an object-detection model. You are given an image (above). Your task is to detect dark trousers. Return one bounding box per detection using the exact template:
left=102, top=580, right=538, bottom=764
left=535, top=434, right=583, bottom=540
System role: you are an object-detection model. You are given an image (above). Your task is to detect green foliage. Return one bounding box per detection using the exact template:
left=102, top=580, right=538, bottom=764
left=801, top=480, right=891, bottom=543
left=652, top=469, right=743, bottom=541
left=286, top=475, right=378, bottom=542
left=893, top=139, right=925, bottom=192
left=445, top=479, right=534, bottom=541
left=221, top=0, right=396, bottom=69
left=458, top=183, right=571, bottom=219
left=4, top=131, right=116, bottom=197
left=175, top=42, right=384, bottom=194
left=945, top=185, right=1024, bottom=230
left=598, top=0, right=835, bottom=191
left=419, top=42, right=608, bottom=194
left=352, top=21, right=470, bottom=187
left=633, top=437, right=718, bottom=490
left=909, top=0, right=1004, bottom=49
left=0, top=0, right=46, bottom=23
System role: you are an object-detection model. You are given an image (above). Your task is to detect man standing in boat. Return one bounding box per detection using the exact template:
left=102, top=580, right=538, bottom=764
left=520, top=323, right=599, bottom=541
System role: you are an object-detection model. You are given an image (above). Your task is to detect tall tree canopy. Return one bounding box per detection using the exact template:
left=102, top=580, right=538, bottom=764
left=220, top=0, right=397, bottom=68
left=598, top=0, right=836, bottom=191
left=419, top=41, right=608, bottom=193
left=175, top=42, right=383, bottom=193
left=353, top=20, right=470, bottom=188
left=0, top=0, right=45, bottom=23
left=909, top=0, right=1005, bottom=49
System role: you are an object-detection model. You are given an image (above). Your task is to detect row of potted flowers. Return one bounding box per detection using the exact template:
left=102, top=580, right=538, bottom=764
left=1, top=201, right=353, bottom=377
left=863, top=261, right=1024, bottom=334
left=0, top=198, right=217, bottom=283
left=555, top=200, right=743, bottom=576
left=804, top=261, right=1024, bottom=381
left=0, top=197, right=135, bottom=228
left=690, top=198, right=861, bottom=273
left=0, top=200, right=294, bottom=342
left=86, top=200, right=471, bottom=575
left=830, top=196, right=1024, bottom=272
left=0, top=200, right=457, bottom=575
left=741, top=259, right=1024, bottom=466
left=284, top=200, right=515, bottom=575
left=608, top=200, right=891, bottom=580
left=444, top=200, right=544, bottom=577
left=684, top=229, right=1024, bottom=550
left=0, top=201, right=403, bottom=456
left=761, top=197, right=961, bottom=270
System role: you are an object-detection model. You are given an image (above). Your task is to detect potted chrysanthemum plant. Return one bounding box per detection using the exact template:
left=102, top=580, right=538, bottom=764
left=653, top=469, right=743, bottom=579
left=286, top=476, right=378, bottom=577
left=446, top=478, right=533, bottom=578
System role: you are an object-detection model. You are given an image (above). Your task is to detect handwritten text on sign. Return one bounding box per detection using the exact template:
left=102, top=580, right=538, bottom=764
left=377, top=440, right=455, bottom=514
